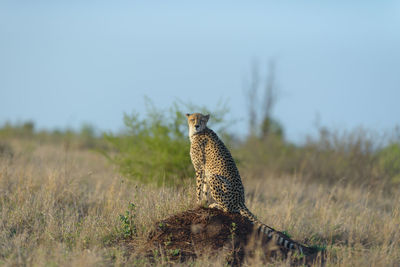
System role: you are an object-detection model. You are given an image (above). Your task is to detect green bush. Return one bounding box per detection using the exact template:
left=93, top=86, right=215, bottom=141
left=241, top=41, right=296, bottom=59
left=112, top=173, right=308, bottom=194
left=238, top=127, right=394, bottom=187
left=118, top=202, right=137, bottom=238
left=0, top=121, right=35, bottom=138
left=297, top=127, right=378, bottom=184
left=77, top=123, right=98, bottom=149
left=377, top=143, right=400, bottom=184
left=102, top=100, right=230, bottom=186
left=0, top=141, right=13, bottom=159
left=235, top=134, right=298, bottom=178
left=0, top=121, right=106, bottom=150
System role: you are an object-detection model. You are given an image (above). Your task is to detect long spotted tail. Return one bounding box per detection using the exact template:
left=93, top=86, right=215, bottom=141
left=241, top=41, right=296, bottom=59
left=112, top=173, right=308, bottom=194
left=238, top=204, right=307, bottom=255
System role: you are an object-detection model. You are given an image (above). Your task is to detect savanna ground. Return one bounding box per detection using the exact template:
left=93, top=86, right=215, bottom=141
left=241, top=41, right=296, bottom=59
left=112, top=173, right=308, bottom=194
left=1, top=134, right=399, bottom=266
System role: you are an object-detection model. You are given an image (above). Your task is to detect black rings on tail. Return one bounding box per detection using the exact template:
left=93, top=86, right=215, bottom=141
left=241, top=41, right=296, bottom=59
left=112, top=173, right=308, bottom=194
left=239, top=205, right=305, bottom=255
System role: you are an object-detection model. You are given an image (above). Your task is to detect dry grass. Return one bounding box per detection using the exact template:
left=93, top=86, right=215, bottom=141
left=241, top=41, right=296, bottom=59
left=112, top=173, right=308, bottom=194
left=0, top=139, right=399, bottom=266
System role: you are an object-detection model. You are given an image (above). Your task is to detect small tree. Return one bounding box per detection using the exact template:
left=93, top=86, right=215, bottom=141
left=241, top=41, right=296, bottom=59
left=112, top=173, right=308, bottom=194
left=243, top=59, right=283, bottom=139
left=244, top=60, right=260, bottom=137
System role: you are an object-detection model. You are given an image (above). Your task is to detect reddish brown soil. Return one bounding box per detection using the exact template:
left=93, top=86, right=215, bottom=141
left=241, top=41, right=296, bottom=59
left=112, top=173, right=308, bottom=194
left=144, top=207, right=322, bottom=266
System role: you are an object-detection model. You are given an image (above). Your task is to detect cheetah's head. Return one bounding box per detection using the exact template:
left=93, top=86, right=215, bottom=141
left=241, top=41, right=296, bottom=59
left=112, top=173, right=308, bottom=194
left=185, top=113, right=210, bottom=137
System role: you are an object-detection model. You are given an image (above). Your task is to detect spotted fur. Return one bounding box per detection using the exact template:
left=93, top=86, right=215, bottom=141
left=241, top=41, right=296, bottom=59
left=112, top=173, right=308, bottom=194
left=186, top=113, right=307, bottom=255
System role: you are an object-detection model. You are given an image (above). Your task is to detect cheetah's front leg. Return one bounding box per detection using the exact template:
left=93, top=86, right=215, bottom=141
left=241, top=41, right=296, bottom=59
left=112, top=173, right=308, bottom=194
left=195, top=170, right=206, bottom=205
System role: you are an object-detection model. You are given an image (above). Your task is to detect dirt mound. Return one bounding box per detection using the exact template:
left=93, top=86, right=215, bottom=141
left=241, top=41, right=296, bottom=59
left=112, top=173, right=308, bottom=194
left=144, top=207, right=321, bottom=265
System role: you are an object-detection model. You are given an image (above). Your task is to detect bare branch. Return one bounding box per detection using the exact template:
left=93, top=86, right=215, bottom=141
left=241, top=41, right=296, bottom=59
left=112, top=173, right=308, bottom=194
left=243, top=59, right=260, bottom=136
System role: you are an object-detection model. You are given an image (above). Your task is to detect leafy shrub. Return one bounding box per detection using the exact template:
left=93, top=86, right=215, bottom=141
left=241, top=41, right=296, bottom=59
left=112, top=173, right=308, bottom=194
left=0, top=121, right=35, bottom=138
left=0, top=121, right=106, bottom=150
left=118, top=202, right=137, bottom=238
left=377, top=143, right=400, bottom=184
left=77, top=123, right=98, bottom=149
left=102, top=100, right=230, bottom=186
left=0, top=141, right=13, bottom=159
left=238, top=126, right=397, bottom=188
left=236, top=134, right=298, bottom=178
left=298, top=127, right=379, bottom=184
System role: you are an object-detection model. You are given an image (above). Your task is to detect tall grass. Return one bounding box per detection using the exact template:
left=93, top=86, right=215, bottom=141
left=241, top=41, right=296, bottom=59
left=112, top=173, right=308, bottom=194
left=0, top=141, right=194, bottom=266
left=0, top=138, right=399, bottom=266
left=1, top=106, right=399, bottom=265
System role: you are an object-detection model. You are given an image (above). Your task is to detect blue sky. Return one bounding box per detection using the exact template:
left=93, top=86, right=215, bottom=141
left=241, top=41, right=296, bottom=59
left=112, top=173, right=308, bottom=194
left=1, top=1, right=399, bottom=142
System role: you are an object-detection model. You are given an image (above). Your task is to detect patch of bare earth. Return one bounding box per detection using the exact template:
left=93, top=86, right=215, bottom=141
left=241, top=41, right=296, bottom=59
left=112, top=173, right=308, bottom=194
left=141, top=207, right=322, bottom=266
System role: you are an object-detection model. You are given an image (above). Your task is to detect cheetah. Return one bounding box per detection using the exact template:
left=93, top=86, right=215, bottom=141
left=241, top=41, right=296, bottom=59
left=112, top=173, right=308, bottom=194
left=186, top=113, right=312, bottom=255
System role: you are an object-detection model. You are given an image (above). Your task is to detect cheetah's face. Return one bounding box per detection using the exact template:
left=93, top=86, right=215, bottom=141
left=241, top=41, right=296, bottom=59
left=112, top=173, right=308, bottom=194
left=186, top=113, right=210, bottom=137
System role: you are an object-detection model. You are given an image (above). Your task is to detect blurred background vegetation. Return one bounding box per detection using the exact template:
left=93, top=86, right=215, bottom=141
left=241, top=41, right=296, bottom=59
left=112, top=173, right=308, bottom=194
left=2, top=107, right=399, bottom=191
left=1, top=62, right=399, bottom=192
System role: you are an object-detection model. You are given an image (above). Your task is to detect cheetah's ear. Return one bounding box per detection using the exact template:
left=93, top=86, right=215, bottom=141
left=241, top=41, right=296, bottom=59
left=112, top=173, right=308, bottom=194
left=185, top=113, right=191, bottom=118
left=205, top=114, right=210, bottom=122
